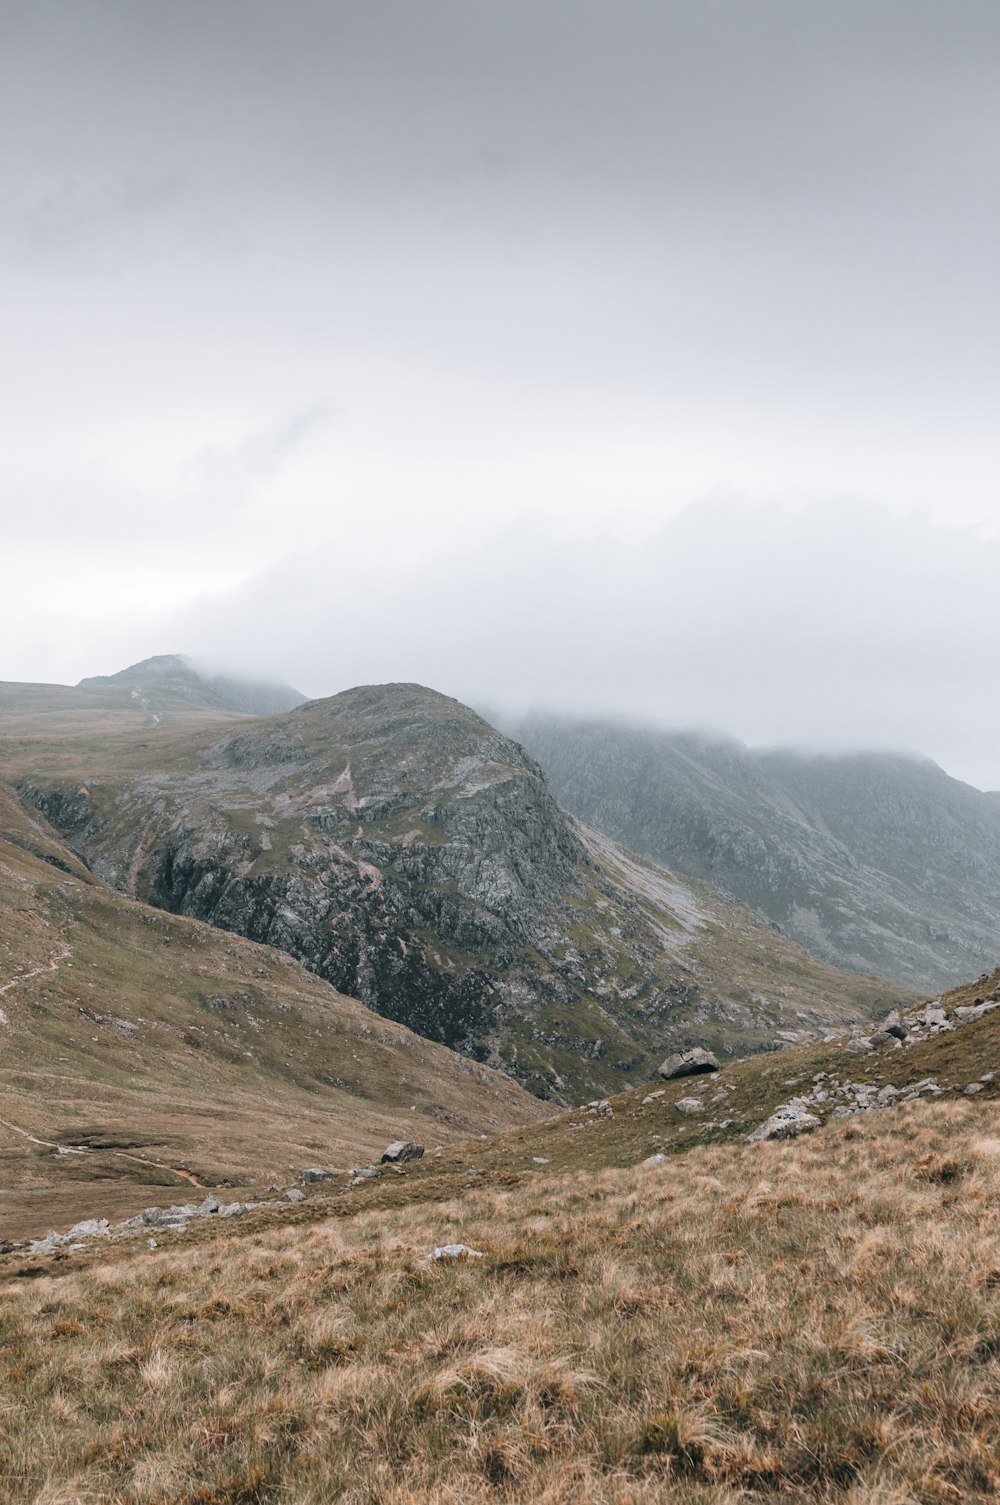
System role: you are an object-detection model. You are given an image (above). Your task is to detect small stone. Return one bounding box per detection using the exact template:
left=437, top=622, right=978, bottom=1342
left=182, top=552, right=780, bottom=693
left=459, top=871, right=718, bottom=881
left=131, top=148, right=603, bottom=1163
left=433, top=1244, right=483, bottom=1260
left=964, top=1082, right=984, bottom=1096
left=147, top=1238, right=158, bottom=1250
left=531, top=1156, right=549, bottom=1164
left=643, top=1152, right=667, bottom=1165
left=675, top=1097, right=704, bottom=1115
left=641, top=1090, right=666, bottom=1105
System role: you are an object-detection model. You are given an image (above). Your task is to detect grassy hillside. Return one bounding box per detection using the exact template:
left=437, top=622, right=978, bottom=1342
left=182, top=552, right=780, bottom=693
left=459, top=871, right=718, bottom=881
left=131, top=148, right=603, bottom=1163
left=0, top=1016, right=997, bottom=1502
left=0, top=787, right=545, bottom=1240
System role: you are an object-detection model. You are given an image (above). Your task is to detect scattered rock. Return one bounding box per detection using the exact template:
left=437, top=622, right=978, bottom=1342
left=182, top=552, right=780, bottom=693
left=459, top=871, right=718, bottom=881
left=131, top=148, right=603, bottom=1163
left=381, top=1140, right=425, bottom=1164
left=658, top=1048, right=720, bottom=1080
left=433, top=1243, right=483, bottom=1260
left=641, top=1089, right=666, bottom=1105
left=675, top=1097, right=704, bottom=1115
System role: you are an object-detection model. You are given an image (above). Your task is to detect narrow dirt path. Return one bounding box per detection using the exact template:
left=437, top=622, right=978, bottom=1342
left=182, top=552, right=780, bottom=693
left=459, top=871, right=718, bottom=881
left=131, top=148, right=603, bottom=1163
left=0, top=1117, right=203, bottom=1185
left=113, top=1151, right=204, bottom=1188
left=0, top=1115, right=85, bottom=1154
left=0, top=946, right=71, bottom=997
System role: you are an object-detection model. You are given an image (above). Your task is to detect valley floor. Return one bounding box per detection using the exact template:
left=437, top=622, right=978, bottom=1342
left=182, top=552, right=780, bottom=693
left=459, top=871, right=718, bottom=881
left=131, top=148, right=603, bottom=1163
left=1, top=1092, right=998, bottom=1504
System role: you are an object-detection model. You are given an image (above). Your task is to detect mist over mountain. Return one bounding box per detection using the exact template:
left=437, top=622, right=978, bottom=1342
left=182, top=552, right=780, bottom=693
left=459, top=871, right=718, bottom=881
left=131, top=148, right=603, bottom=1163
left=77, top=653, right=305, bottom=718
left=514, top=712, right=1000, bottom=993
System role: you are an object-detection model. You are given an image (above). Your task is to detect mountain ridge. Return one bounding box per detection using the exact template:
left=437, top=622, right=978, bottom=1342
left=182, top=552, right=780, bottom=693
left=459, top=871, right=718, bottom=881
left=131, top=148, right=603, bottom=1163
left=514, top=711, right=1000, bottom=991
left=3, top=669, right=913, bottom=1100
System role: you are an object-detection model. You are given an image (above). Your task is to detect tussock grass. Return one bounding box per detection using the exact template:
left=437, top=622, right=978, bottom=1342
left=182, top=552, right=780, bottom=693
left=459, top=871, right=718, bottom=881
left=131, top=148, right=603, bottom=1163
left=1, top=1096, right=998, bottom=1502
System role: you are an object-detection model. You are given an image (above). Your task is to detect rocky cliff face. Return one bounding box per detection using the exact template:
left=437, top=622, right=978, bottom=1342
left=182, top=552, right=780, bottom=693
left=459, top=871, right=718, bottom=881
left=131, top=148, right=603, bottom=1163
left=514, top=713, right=1000, bottom=993
left=13, top=683, right=912, bottom=1099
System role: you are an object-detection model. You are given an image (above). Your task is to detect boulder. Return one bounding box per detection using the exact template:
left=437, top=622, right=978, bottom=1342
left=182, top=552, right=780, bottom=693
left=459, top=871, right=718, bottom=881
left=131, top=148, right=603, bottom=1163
left=65, top=1218, right=110, bottom=1240
left=280, top=1187, right=306, bottom=1203
left=745, top=1107, right=822, bottom=1143
left=300, top=1167, right=337, bottom=1183
left=381, top=1140, right=425, bottom=1164
left=675, top=1097, right=704, bottom=1115
left=658, top=1048, right=720, bottom=1081
left=882, top=1011, right=909, bottom=1040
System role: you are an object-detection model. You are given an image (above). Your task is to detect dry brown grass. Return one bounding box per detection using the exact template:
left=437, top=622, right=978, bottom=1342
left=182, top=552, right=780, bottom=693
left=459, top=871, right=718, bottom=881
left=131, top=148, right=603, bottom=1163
left=1, top=1095, right=998, bottom=1503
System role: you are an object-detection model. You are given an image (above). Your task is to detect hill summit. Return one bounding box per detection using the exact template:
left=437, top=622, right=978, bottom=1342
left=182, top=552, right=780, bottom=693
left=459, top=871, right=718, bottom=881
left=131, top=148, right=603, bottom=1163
left=77, top=654, right=306, bottom=718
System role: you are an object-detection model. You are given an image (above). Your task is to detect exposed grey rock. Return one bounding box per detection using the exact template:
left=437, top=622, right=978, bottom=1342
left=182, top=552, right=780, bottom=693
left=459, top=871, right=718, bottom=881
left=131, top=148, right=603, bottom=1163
left=642, top=1152, right=667, bottom=1165
left=844, top=1037, right=873, bottom=1054
left=280, top=1187, right=306, bottom=1203
left=964, top=1082, right=984, bottom=1095
left=30, top=1232, right=64, bottom=1253
left=658, top=1048, right=720, bottom=1080
left=745, top=1107, right=822, bottom=1143
left=641, top=1089, right=666, bottom=1105
left=675, top=1097, right=704, bottom=1115
left=218, top=1202, right=245, bottom=1218
left=66, top=1218, right=109, bottom=1239
left=432, top=1243, right=483, bottom=1260
left=381, top=1140, right=425, bottom=1164
left=199, top=1195, right=221, bottom=1214
left=300, top=1167, right=337, bottom=1183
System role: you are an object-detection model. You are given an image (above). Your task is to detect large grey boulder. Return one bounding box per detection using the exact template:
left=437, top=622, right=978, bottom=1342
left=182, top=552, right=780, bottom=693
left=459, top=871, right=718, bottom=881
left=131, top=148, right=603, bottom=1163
left=745, top=1107, right=822, bottom=1143
left=381, top=1140, right=425, bottom=1163
left=658, top=1048, right=720, bottom=1081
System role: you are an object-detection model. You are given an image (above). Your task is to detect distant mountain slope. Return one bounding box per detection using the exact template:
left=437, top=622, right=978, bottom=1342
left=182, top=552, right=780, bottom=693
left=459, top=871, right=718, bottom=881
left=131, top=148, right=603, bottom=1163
left=514, top=713, right=1000, bottom=992
left=0, top=783, right=543, bottom=1237
left=78, top=652, right=306, bottom=717
left=6, top=680, right=912, bottom=1099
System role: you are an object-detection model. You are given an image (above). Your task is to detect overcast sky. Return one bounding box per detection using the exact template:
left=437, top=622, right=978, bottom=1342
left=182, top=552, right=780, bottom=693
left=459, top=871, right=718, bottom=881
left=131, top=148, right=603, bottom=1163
left=3, top=1, right=1000, bottom=785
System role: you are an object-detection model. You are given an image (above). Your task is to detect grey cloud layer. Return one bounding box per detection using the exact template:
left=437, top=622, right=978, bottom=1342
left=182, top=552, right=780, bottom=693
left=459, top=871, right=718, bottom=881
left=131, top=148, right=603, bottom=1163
left=2, top=3, right=998, bottom=784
